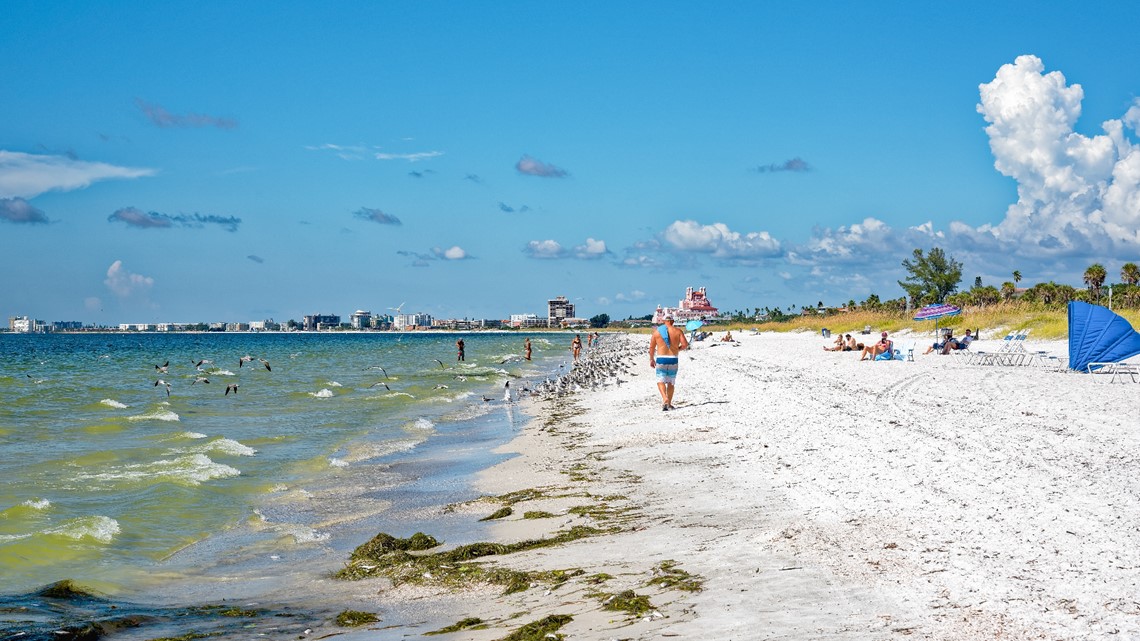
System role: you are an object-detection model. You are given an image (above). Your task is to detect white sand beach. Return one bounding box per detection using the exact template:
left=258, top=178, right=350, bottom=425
left=361, top=331, right=1140, bottom=640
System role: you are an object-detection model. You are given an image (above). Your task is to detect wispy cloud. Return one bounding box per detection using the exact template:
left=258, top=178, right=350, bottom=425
left=465, top=173, right=484, bottom=184
left=0, top=197, right=50, bottom=224
left=247, top=255, right=264, bottom=264
left=753, top=157, right=812, bottom=173
left=353, top=207, right=402, bottom=225
left=104, top=260, right=154, bottom=298
left=135, top=98, right=237, bottom=129
left=615, top=290, right=648, bottom=302
left=108, top=207, right=241, bottom=232
left=0, top=151, right=156, bottom=199
left=516, top=154, right=568, bottom=178
left=375, top=151, right=444, bottom=162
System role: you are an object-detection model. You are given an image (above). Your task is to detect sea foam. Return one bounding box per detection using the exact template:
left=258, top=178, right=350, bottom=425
left=79, top=454, right=240, bottom=486
left=311, top=389, right=334, bottom=398
left=127, top=409, right=180, bottom=422
left=99, top=399, right=128, bottom=409
left=182, top=438, right=257, bottom=457
left=47, top=515, right=120, bottom=544
left=22, top=498, right=51, bottom=510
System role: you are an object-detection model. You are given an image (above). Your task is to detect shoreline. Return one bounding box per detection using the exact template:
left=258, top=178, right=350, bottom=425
left=345, top=330, right=1140, bottom=640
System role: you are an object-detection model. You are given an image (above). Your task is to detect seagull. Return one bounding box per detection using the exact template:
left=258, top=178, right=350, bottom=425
left=154, top=379, right=171, bottom=396
left=369, top=381, right=390, bottom=391
left=155, top=361, right=169, bottom=374
left=192, top=377, right=210, bottom=385
left=192, top=359, right=213, bottom=369
left=434, top=359, right=445, bottom=368
left=239, top=355, right=254, bottom=367
left=259, top=358, right=271, bottom=371
left=364, top=365, right=389, bottom=378
left=225, top=383, right=239, bottom=396
left=433, top=384, right=449, bottom=389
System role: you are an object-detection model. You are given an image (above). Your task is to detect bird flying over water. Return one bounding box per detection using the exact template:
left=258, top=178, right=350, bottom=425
left=239, top=355, right=254, bottom=367
left=154, top=379, right=171, bottom=396
left=192, top=377, right=210, bottom=385
left=434, top=359, right=445, bottom=368
left=365, top=365, right=389, bottom=378
left=155, top=361, right=169, bottom=374
left=259, top=358, right=271, bottom=371
left=225, top=383, right=239, bottom=396
left=369, top=381, right=390, bottom=391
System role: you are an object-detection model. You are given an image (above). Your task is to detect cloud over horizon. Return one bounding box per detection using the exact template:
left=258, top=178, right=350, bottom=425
left=0, top=151, right=156, bottom=200
left=433, top=245, right=470, bottom=260
left=108, top=207, right=241, bottom=232
left=516, top=154, right=568, bottom=178
left=135, top=98, right=237, bottom=129
left=104, top=260, right=154, bottom=298
left=662, top=220, right=782, bottom=260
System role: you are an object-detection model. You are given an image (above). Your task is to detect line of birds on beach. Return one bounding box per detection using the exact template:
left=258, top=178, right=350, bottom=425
left=120, top=337, right=639, bottom=405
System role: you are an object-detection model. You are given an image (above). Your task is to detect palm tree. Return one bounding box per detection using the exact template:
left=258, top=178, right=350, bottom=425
left=1121, top=262, right=1140, bottom=286
left=1084, top=263, right=1107, bottom=299
left=1000, top=281, right=1016, bottom=302
left=1012, top=270, right=1022, bottom=285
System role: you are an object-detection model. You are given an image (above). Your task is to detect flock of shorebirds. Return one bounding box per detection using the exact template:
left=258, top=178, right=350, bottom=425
left=150, top=355, right=271, bottom=397
left=141, top=338, right=640, bottom=403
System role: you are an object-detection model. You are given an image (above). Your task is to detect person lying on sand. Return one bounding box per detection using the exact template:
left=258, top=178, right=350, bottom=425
left=860, top=332, right=893, bottom=361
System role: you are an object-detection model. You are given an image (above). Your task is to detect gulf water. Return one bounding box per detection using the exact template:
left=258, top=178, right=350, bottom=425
left=0, top=331, right=566, bottom=608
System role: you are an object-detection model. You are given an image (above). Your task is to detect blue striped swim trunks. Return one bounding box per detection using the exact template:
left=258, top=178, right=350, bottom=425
left=655, top=355, right=679, bottom=384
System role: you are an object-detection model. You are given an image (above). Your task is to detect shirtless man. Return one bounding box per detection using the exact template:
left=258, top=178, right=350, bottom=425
left=649, top=315, right=689, bottom=411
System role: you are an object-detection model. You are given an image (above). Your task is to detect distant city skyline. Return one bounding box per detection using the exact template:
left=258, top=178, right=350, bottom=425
left=5, top=4, right=1140, bottom=324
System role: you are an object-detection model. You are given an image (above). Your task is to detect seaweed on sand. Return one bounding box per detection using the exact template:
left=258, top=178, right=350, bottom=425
left=499, top=614, right=573, bottom=641
left=646, top=560, right=704, bottom=592
left=334, top=610, right=380, bottom=627
left=335, top=526, right=609, bottom=592
left=424, top=617, right=487, bottom=635
left=349, top=532, right=440, bottom=562
left=599, top=590, right=653, bottom=618
left=479, top=506, right=513, bottom=521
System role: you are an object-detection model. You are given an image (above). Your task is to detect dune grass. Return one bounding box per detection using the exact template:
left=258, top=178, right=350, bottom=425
left=685, top=304, right=1140, bottom=341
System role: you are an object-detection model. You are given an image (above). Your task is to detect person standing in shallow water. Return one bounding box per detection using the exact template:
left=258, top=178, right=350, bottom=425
left=649, top=315, right=689, bottom=411
left=456, top=338, right=465, bottom=362
left=524, top=338, right=532, bottom=361
left=571, top=334, right=583, bottom=361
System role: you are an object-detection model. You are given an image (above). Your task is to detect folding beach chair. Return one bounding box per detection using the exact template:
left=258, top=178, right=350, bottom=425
left=967, top=331, right=1013, bottom=365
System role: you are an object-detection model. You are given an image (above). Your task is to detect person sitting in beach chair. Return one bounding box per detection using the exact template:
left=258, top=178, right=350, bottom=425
left=860, top=332, right=893, bottom=361
left=925, top=329, right=954, bottom=355
left=941, top=328, right=974, bottom=355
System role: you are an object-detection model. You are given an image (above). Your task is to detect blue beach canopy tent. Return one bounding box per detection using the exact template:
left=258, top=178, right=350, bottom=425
left=1067, top=301, right=1140, bottom=371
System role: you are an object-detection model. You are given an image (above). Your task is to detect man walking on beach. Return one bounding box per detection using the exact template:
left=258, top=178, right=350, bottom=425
left=649, top=315, right=688, bottom=411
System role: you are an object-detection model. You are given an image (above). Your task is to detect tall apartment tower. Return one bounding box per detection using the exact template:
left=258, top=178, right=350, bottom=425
left=547, top=296, right=575, bottom=327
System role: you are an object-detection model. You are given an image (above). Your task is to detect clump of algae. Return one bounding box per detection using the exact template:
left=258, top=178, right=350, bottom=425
left=600, top=590, right=653, bottom=617
left=335, top=526, right=609, bottom=593
left=334, top=610, right=380, bottom=627
left=424, top=617, right=486, bottom=635
left=646, top=560, right=704, bottom=592
left=480, top=506, right=513, bottom=521
left=500, top=614, right=573, bottom=641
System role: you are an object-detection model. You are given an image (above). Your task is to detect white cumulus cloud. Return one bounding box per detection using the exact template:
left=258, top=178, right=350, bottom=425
left=974, top=54, right=1140, bottom=255
left=0, top=151, right=156, bottom=199
left=662, top=220, right=782, bottom=259
left=104, top=260, right=154, bottom=298
left=524, top=239, right=565, bottom=259
left=433, top=245, right=469, bottom=260
left=573, top=238, right=608, bottom=259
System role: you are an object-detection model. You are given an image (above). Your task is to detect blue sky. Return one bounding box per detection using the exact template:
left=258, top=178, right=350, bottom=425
left=4, top=2, right=1140, bottom=324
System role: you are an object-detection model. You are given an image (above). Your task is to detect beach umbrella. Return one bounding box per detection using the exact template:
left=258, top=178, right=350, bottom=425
left=913, top=303, right=961, bottom=336
left=685, top=319, right=704, bottom=332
